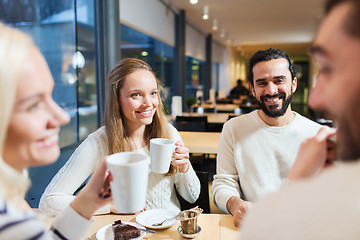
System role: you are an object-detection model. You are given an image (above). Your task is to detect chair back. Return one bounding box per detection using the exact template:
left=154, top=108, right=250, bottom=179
left=191, top=107, right=217, bottom=113
left=174, top=116, right=208, bottom=132
left=176, top=171, right=210, bottom=213
left=228, top=115, right=238, bottom=120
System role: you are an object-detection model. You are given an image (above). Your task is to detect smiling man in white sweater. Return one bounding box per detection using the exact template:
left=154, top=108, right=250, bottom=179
left=211, top=48, right=322, bottom=227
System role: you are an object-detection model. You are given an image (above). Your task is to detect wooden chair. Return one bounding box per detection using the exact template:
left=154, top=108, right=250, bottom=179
left=176, top=171, right=210, bottom=213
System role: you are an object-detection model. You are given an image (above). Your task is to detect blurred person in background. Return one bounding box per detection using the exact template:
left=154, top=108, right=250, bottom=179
left=228, top=79, right=250, bottom=99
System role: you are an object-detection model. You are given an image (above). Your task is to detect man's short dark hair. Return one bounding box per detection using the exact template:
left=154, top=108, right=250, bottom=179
left=325, top=0, right=360, bottom=38
left=248, top=48, right=296, bottom=87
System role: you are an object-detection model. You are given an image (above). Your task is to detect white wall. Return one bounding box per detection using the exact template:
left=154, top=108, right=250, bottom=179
left=120, top=0, right=175, bottom=46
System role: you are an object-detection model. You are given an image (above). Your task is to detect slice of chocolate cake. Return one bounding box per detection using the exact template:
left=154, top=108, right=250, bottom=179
left=112, top=220, right=141, bottom=240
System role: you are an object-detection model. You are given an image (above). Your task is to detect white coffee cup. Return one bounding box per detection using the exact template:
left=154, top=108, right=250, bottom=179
left=106, top=152, right=149, bottom=213
left=150, top=138, right=177, bottom=173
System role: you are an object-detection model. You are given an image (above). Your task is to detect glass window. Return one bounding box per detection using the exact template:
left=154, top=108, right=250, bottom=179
left=120, top=24, right=175, bottom=114
left=0, top=0, right=97, bottom=147
left=185, top=56, right=205, bottom=108
left=292, top=61, right=310, bottom=116
left=76, top=0, right=97, bottom=141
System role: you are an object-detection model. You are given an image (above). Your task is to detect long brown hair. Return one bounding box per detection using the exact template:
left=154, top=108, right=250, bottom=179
left=104, top=58, right=171, bottom=152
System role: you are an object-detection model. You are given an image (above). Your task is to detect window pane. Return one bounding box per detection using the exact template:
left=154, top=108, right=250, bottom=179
left=185, top=56, right=205, bottom=108
left=0, top=0, right=78, bottom=147
left=120, top=24, right=174, bottom=114
left=0, top=0, right=97, bottom=146
left=77, top=0, right=98, bottom=141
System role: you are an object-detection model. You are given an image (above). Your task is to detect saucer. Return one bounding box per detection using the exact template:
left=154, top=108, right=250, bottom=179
left=177, top=225, right=201, bottom=239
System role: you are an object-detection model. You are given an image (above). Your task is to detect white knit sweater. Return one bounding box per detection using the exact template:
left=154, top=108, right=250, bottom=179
left=211, top=110, right=322, bottom=213
left=39, top=124, right=200, bottom=216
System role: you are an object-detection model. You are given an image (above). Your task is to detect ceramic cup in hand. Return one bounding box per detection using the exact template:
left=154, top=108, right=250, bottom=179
left=106, top=152, right=149, bottom=213
left=150, top=138, right=177, bottom=174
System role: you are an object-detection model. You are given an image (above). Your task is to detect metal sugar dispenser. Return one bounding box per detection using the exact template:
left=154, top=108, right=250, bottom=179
left=179, top=207, right=203, bottom=234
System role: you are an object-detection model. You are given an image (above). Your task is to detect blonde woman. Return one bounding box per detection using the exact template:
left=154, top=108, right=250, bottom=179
left=0, top=25, right=112, bottom=239
left=40, top=58, right=200, bottom=216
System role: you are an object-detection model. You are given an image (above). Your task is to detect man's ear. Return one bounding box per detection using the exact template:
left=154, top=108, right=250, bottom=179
left=250, top=83, right=256, bottom=97
left=292, top=77, right=298, bottom=93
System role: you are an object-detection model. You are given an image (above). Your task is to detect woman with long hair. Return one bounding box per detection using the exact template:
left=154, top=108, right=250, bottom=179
left=0, top=25, right=112, bottom=239
left=40, top=58, right=200, bottom=215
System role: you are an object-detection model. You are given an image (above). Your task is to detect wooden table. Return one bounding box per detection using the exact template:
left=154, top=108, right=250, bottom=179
left=39, top=212, right=239, bottom=239
left=181, top=112, right=233, bottom=124
left=179, top=131, right=220, bottom=155
left=168, top=113, right=235, bottom=124
left=191, top=103, right=240, bottom=113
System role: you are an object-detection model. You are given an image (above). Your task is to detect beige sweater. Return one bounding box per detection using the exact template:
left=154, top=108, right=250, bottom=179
left=242, top=160, right=360, bottom=240
left=211, top=110, right=321, bottom=213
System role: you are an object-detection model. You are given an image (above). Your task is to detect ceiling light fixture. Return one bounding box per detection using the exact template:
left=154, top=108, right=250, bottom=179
left=203, top=5, right=209, bottom=20
left=190, top=0, right=198, bottom=4
left=212, top=18, right=218, bottom=31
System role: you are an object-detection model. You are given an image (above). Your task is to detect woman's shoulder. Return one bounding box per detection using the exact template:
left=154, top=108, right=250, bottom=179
left=88, top=126, right=107, bottom=137
left=87, top=126, right=108, bottom=144
left=167, top=122, right=178, bottom=133
left=167, top=123, right=182, bottom=140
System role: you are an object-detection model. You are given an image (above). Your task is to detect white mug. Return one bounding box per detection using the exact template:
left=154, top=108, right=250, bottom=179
left=150, top=138, right=177, bottom=173
left=106, top=152, right=149, bottom=213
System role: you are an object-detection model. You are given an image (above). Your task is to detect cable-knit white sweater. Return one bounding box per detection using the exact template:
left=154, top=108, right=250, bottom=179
left=211, top=110, right=322, bottom=213
left=39, top=124, right=200, bottom=216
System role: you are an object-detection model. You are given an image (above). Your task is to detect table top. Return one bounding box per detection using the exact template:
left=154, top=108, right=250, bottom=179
left=179, top=131, right=220, bottom=154
left=38, top=212, right=239, bottom=239
left=191, top=103, right=240, bottom=112
left=172, top=112, right=234, bottom=124
left=93, top=213, right=238, bottom=239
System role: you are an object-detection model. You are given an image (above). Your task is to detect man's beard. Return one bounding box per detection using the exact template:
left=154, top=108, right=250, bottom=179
left=335, top=91, right=360, bottom=161
left=255, top=91, right=293, bottom=118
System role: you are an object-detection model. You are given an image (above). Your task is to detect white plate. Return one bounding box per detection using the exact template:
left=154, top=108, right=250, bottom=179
left=136, top=209, right=180, bottom=230
left=96, top=222, right=146, bottom=240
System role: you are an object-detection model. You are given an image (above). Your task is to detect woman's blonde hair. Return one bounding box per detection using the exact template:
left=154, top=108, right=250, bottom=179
left=104, top=58, right=176, bottom=174
left=0, top=25, right=36, bottom=199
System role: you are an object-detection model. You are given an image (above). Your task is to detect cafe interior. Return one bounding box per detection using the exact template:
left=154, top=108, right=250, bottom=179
left=1, top=0, right=329, bottom=238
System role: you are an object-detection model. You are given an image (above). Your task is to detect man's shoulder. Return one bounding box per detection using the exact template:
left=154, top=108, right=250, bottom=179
left=294, top=112, right=319, bottom=124
left=293, top=112, right=322, bottom=129
left=226, top=111, right=257, bottom=125
left=242, top=161, right=360, bottom=239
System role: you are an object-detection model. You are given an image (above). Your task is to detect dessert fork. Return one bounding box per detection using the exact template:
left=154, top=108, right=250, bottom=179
left=152, top=212, right=182, bottom=227
left=152, top=206, right=200, bottom=227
